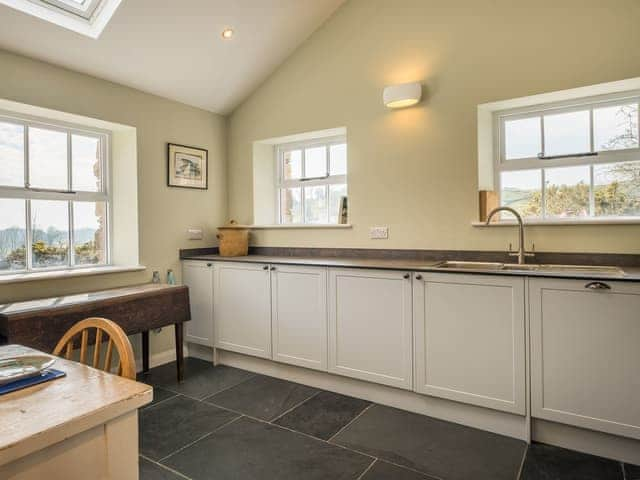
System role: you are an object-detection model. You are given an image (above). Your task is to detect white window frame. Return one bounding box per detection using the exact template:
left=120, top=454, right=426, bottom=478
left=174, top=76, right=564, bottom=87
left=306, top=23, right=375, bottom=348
left=36, top=0, right=101, bottom=19
left=0, top=0, right=122, bottom=38
left=276, top=135, right=347, bottom=225
left=494, top=91, right=640, bottom=220
left=0, top=112, right=112, bottom=275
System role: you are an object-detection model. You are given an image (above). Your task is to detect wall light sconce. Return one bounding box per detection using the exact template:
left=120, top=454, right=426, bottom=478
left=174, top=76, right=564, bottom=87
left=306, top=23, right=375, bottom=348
left=383, top=82, right=422, bottom=109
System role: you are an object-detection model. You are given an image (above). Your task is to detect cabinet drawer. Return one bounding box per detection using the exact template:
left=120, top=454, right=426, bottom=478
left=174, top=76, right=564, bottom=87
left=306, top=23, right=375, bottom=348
left=328, top=268, right=413, bottom=390
left=414, top=273, right=526, bottom=415
left=530, top=278, right=640, bottom=439
left=214, top=262, right=272, bottom=359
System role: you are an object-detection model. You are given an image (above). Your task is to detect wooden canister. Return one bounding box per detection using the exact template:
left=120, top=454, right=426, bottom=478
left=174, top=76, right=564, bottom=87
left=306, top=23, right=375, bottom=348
left=216, top=221, right=249, bottom=257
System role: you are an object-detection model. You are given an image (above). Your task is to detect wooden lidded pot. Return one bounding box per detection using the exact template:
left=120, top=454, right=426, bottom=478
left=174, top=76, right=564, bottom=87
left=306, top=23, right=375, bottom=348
left=216, top=220, right=250, bottom=257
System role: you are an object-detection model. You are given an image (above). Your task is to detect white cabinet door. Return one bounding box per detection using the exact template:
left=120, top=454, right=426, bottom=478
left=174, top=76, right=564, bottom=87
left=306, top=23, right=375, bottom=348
left=214, top=262, right=272, bottom=359
left=271, top=265, right=327, bottom=371
left=328, top=268, right=413, bottom=390
left=182, top=261, right=214, bottom=347
left=414, top=273, right=526, bottom=415
left=530, top=278, right=640, bottom=439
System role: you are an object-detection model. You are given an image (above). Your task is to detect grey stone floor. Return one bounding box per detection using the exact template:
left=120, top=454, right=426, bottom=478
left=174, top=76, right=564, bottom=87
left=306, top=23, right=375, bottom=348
left=138, top=358, right=637, bottom=480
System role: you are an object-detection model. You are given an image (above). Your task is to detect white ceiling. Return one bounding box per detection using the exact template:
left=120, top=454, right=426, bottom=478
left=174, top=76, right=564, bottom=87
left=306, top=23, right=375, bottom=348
left=0, top=0, right=346, bottom=114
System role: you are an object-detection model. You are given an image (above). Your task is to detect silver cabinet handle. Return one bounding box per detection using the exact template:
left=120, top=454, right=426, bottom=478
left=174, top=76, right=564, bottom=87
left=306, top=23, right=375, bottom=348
left=585, top=281, right=611, bottom=290
left=206, top=263, right=212, bottom=267
left=415, top=274, right=423, bottom=280
left=270, top=266, right=276, bottom=271
left=403, top=273, right=410, bottom=279
left=262, top=265, right=269, bottom=270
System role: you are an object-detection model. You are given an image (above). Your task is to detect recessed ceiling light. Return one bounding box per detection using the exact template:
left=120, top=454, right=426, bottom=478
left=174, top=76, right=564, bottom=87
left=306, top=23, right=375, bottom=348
left=221, top=28, right=234, bottom=39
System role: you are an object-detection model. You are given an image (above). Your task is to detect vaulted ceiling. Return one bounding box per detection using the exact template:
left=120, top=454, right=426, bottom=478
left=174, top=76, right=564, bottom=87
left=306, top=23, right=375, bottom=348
left=0, top=0, right=346, bottom=114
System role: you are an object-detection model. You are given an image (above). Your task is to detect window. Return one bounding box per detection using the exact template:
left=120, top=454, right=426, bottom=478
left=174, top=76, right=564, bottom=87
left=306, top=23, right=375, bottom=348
left=496, top=95, right=640, bottom=220
left=0, top=0, right=122, bottom=38
left=0, top=114, right=110, bottom=274
left=276, top=137, right=347, bottom=225
left=37, top=0, right=102, bottom=19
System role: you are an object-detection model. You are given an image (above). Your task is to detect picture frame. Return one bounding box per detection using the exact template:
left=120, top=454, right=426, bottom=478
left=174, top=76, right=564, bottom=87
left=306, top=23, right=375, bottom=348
left=167, top=143, right=208, bottom=189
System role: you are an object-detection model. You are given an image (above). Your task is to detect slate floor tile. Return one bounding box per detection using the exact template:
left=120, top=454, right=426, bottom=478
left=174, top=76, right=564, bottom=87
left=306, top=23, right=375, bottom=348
left=361, top=460, right=437, bottom=480
left=332, top=404, right=526, bottom=480
left=625, top=463, right=640, bottom=480
left=163, top=416, right=372, bottom=480
left=142, top=387, right=177, bottom=409
left=205, top=374, right=319, bottom=421
left=520, top=443, right=623, bottom=480
left=140, top=357, right=254, bottom=400
left=275, top=390, right=370, bottom=440
left=139, top=457, right=186, bottom=480
left=139, top=395, right=239, bottom=460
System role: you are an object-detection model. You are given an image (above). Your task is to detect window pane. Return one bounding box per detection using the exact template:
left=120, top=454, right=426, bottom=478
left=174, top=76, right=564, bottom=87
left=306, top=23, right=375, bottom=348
left=329, top=184, right=347, bottom=224
left=544, top=165, right=590, bottom=218
left=283, top=150, right=302, bottom=180
left=72, top=134, right=102, bottom=191
left=73, top=201, right=106, bottom=265
left=330, top=144, right=347, bottom=175
left=594, top=161, right=640, bottom=217
left=0, top=199, right=26, bottom=271
left=544, top=110, right=590, bottom=156
left=500, top=169, right=542, bottom=218
left=31, top=200, right=69, bottom=268
left=304, top=146, right=327, bottom=178
left=29, top=127, right=68, bottom=190
left=504, top=117, right=541, bottom=160
left=280, top=187, right=302, bottom=224
left=0, top=121, right=24, bottom=187
left=594, top=104, right=639, bottom=151
left=304, top=185, right=328, bottom=224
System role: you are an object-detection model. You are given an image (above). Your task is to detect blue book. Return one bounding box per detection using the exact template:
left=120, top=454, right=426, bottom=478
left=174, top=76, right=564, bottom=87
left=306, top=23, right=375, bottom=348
left=0, top=369, right=66, bottom=396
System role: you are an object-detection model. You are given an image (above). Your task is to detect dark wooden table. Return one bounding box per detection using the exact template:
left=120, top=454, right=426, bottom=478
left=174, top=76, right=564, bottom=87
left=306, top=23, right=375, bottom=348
left=0, top=284, right=191, bottom=381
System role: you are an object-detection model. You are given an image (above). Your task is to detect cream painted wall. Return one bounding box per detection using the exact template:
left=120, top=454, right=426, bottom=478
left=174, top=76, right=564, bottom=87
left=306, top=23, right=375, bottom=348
left=0, top=50, right=227, bottom=357
left=227, top=0, right=640, bottom=253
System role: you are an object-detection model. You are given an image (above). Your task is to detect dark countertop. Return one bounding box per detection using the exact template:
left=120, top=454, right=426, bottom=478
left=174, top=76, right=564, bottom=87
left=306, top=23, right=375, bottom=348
left=181, top=254, right=640, bottom=282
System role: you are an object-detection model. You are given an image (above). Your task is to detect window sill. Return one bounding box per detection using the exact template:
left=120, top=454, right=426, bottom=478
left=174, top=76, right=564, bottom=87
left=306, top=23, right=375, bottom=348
left=247, top=224, right=353, bottom=230
left=0, top=265, right=146, bottom=285
left=472, top=218, right=640, bottom=227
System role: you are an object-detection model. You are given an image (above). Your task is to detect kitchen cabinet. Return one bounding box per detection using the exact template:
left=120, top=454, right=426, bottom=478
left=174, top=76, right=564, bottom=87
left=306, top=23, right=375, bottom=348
left=413, top=273, right=526, bottom=414
left=328, top=268, right=413, bottom=390
left=530, top=278, right=640, bottom=439
left=182, top=260, right=214, bottom=347
left=214, top=262, right=272, bottom=359
left=271, top=265, right=328, bottom=371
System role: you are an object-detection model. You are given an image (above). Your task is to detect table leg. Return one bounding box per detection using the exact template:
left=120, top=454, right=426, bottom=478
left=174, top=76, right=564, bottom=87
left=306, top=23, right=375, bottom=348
left=142, top=330, right=150, bottom=374
left=175, top=323, right=184, bottom=382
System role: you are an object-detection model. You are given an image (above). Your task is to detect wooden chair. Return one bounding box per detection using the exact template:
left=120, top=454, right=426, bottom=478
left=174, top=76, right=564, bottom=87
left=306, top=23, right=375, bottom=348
left=53, top=317, right=136, bottom=380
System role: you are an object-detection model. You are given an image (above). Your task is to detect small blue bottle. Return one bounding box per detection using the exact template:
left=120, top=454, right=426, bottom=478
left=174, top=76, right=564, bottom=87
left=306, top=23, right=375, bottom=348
left=167, top=269, right=176, bottom=285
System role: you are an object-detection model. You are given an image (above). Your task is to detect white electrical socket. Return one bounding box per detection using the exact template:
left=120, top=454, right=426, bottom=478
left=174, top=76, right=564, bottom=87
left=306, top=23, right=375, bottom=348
left=187, top=228, right=203, bottom=240
left=369, top=226, right=389, bottom=239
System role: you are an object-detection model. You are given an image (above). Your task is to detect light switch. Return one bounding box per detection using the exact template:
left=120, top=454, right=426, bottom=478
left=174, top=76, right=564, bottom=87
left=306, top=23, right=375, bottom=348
left=187, top=228, right=203, bottom=240
left=369, top=226, right=389, bottom=239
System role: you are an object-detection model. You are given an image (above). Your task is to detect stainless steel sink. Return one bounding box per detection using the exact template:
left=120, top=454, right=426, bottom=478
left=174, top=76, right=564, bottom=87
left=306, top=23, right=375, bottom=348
left=537, top=264, right=625, bottom=275
left=434, top=261, right=504, bottom=270
left=435, top=261, right=624, bottom=276
left=502, top=264, right=541, bottom=271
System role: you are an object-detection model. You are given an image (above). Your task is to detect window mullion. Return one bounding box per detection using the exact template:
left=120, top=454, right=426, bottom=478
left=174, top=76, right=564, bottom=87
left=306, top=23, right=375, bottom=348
left=68, top=200, right=74, bottom=267
left=67, top=132, right=72, bottom=191
left=541, top=168, right=546, bottom=219
left=24, top=125, right=30, bottom=188
left=301, top=149, right=306, bottom=224
left=589, top=108, right=595, bottom=153
left=589, top=164, right=595, bottom=217
left=25, top=199, right=32, bottom=271
left=540, top=116, right=545, bottom=157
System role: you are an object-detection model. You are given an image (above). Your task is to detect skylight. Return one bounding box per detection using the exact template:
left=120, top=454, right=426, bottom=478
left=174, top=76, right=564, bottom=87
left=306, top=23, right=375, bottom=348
left=0, top=0, right=122, bottom=38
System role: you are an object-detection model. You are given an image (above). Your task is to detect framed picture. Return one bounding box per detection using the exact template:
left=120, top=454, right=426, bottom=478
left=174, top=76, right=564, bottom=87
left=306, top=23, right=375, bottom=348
left=167, top=143, right=208, bottom=189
